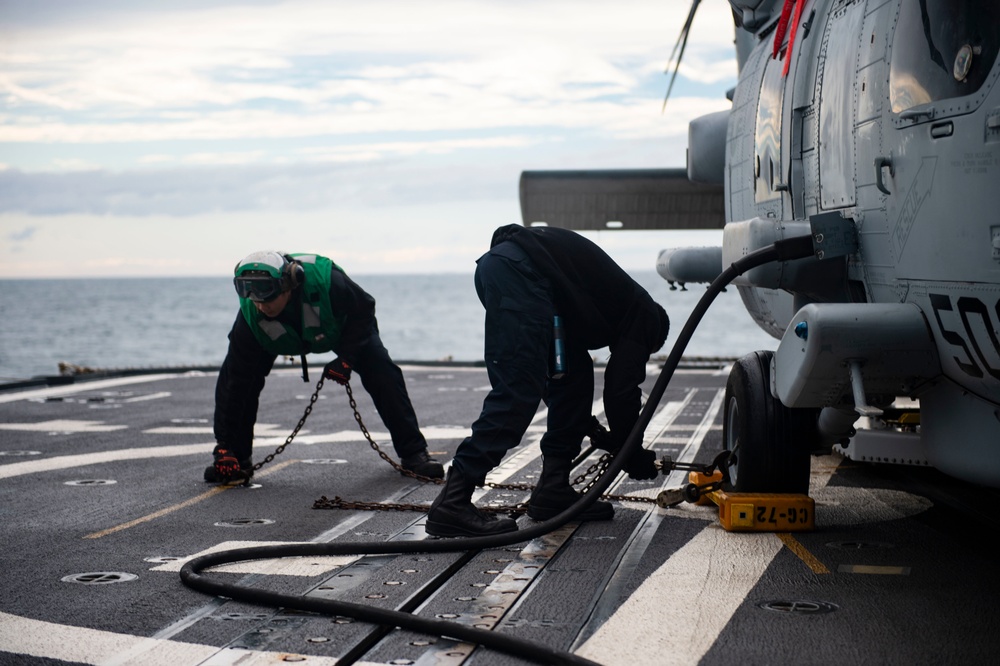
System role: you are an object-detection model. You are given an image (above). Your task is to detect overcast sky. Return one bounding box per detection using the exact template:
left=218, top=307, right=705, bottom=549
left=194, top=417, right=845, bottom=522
left=0, top=0, right=738, bottom=278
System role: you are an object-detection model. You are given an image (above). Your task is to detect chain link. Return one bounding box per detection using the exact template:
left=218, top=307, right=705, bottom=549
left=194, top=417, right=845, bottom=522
left=249, top=374, right=327, bottom=473
left=344, top=382, right=445, bottom=485
left=313, top=441, right=658, bottom=512
left=313, top=495, right=531, bottom=514
left=235, top=373, right=444, bottom=488
left=236, top=372, right=657, bottom=509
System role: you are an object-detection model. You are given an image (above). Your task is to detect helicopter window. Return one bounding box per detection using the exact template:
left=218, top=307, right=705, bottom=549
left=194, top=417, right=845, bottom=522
left=754, top=53, right=784, bottom=202
left=890, top=0, right=1000, bottom=113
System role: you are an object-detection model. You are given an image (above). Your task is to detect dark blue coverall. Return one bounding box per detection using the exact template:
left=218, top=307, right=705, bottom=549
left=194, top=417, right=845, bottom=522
left=450, top=225, right=669, bottom=485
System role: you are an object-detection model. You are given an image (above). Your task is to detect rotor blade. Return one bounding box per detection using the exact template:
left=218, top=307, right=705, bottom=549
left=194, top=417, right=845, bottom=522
left=663, top=0, right=702, bottom=112
left=519, top=169, right=725, bottom=231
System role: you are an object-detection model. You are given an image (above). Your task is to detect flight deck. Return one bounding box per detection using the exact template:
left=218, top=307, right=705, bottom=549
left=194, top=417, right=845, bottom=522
left=1, top=362, right=998, bottom=665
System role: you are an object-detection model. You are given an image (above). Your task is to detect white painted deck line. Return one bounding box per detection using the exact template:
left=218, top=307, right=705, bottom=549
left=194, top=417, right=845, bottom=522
left=0, top=610, right=349, bottom=666
left=577, top=412, right=845, bottom=665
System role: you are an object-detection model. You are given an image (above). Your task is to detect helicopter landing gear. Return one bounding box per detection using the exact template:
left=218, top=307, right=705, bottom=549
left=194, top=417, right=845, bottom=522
left=723, top=350, right=814, bottom=495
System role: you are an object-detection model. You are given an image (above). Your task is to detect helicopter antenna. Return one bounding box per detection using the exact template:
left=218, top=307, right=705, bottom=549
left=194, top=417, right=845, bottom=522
left=662, top=0, right=703, bottom=112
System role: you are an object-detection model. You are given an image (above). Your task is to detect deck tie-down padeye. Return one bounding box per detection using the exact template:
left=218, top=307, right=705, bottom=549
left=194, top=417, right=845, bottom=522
left=653, top=452, right=815, bottom=532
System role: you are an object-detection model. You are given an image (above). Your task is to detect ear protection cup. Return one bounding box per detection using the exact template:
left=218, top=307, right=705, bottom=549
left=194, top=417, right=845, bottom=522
left=281, top=254, right=305, bottom=289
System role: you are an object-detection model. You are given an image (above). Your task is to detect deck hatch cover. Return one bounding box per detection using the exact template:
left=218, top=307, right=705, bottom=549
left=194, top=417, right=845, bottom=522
left=758, top=599, right=839, bottom=615
left=62, top=572, right=138, bottom=584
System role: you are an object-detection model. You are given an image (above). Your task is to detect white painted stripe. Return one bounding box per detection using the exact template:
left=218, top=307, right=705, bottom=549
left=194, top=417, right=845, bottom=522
left=665, top=388, right=725, bottom=486
left=0, top=374, right=177, bottom=404
left=0, top=610, right=345, bottom=666
left=0, top=419, right=127, bottom=433
left=397, top=364, right=485, bottom=372
left=646, top=392, right=694, bottom=445
left=121, top=391, right=172, bottom=403
left=141, top=422, right=288, bottom=436
left=576, top=526, right=784, bottom=665
left=143, top=426, right=216, bottom=434
left=0, top=417, right=581, bottom=487
left=655, top=434, right=720, bottom=446
left=0, top=442, right=213, bottom=479
left=578, top=426, right=867, bottom=664
left=570, top=390, right=723, bottom=651
left=143, top=425, right=476, bottom=440
left=150, top=540, right=358, bottom=576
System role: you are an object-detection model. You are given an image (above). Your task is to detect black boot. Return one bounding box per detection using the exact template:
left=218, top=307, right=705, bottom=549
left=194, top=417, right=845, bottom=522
left=400, top=449, right=445, bottom=479
left=426, top=468, right=518, bottom=537
left=527, top=456, right=614, bottom=521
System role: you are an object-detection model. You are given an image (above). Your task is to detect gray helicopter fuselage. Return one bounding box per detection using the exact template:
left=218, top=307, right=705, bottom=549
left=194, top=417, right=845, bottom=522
left=724, top=0, right=1000, bottom=485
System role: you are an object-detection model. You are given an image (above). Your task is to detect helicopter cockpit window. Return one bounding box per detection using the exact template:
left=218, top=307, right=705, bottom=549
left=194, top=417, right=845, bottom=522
left=890, top=0, right=1000, bottom=114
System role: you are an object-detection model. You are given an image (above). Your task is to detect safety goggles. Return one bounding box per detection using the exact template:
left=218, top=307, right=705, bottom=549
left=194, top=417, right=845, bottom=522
left=234, top=275, right=284, bottom=302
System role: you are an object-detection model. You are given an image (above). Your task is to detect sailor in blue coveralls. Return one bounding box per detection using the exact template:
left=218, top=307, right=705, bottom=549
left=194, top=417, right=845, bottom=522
left=426, top=225, right=669, bottom=537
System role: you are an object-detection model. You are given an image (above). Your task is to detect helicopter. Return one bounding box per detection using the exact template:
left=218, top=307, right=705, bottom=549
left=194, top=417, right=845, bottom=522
left=517, top=0, right=1000, bottom=492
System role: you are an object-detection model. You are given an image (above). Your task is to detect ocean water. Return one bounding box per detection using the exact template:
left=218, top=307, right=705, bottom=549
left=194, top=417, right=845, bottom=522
left=0, top=271, right=777, bottom=384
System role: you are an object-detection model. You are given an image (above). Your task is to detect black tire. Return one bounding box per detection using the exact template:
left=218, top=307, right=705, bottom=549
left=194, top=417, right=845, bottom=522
left=723, top=350, right=812, bottom=494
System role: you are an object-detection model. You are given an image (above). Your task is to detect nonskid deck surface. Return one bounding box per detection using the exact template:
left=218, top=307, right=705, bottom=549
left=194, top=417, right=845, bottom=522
left=0, top=364, right=997, bottom=665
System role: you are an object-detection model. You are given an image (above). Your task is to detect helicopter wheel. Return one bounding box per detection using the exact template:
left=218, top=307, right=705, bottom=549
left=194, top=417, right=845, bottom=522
left=723, top=350, right=812, bottom=495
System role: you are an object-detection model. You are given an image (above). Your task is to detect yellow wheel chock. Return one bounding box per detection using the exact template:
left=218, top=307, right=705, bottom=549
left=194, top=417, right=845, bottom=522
left=657, top=471, right=815, bottom=532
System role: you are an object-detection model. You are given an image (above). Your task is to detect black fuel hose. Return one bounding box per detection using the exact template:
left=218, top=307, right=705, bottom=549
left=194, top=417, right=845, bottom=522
left=180, top=235, right=815, bottom=665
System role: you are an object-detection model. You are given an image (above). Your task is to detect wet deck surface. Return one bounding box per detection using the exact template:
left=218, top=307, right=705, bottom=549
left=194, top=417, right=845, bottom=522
left=1, top=363, right=999, bottom=665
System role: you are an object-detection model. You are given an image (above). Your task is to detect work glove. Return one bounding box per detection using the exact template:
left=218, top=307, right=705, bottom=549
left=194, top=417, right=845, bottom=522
left=324, top=357, right=352, bottom=385
left=589, top=417, right=658, bottom=480
left=213, top=448, right=242, bottom=480
left=622, top=448, right=658, bottom=480
left=587, top=416, right=617, bottom=452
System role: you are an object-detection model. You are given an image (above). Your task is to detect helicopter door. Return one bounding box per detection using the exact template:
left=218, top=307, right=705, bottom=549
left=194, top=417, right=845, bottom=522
left=818, top=1, right=866, bottom=210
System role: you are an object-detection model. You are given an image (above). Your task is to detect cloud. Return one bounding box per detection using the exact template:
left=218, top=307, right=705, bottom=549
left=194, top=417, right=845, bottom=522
left=0, top=159, right=526, bottom=216
left=0, top=1, right=737, bottom=145
left=0, top=112, right=710, bottom=217
left=0, top=93, right=729, bottom=146
left=6, top=225, right=38, bottom=242
left=0, top=1, right=739, bottom=278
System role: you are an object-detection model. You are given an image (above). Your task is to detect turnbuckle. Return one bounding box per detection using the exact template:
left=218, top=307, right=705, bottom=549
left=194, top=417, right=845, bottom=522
left=653, top=450, right=733, bottom=480
left=653, top=450, right=733, bottom=508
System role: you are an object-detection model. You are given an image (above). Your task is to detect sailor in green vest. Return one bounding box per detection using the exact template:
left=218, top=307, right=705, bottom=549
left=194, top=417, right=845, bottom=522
left=206, top=250, right=443, bottom=483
